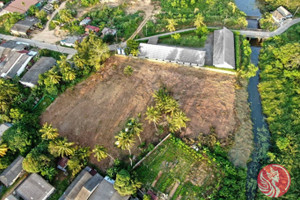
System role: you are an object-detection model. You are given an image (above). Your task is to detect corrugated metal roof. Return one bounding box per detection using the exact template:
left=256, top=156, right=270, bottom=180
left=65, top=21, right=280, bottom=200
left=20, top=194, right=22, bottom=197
left=213, top=27, right=235, bottom=69
left=139, top=43, right=206, bottom=66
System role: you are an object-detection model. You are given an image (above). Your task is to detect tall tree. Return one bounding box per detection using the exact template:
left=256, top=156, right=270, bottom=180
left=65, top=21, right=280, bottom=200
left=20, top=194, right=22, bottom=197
left=40, top=123, right=59, bottom=140
left=127, top=118, right=143, bottom=143
left=166, top=19, right=177, bottom=32
left=115, top=131, right=135, bottom=166
left=194, top=13, right=205, bottom=28
left=0, top=143, right=8, bottom=157
left=145, top=106, right=161, bottom=131
left=114, top=169, right=142, bottom=196
left=92, top=145, right=114, bottom=162
left=49, top=138, right=75, bottom=157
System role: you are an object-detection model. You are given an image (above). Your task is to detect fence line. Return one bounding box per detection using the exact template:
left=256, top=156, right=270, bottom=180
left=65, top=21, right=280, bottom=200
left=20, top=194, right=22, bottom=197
left=132, top=133, right=171, bottom=170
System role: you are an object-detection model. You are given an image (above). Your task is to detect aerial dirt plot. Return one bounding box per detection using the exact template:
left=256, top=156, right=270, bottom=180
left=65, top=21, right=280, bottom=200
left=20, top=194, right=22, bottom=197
left=41, top=56, right=238, bottom=169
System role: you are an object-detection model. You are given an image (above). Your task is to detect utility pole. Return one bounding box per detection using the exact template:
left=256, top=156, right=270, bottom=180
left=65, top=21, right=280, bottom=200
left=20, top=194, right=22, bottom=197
left=293, top=7, right=299, bottom=18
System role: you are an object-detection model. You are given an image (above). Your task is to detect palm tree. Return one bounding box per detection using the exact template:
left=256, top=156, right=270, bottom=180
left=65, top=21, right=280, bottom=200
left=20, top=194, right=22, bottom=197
left=47, top=70, right=61, bottom=85
left=92, top=145, right=114, bottom=162
left=115, top=131, right=135, bottom=166
left=164, top=98, right=179, bottom=116
left=127, top=118, right=143, bottom=143
left=49, top=138, right=75, bottom=157
left=166, top=19, right=177, bottom=32
left=146, top=106, right=161, bottom=131
left=40, top=123, right=59, bottom=140
left=168, top=111, right=190, bottom=132
left=194, top=13, right=205, bottom=28
left=0, top=143, right=8, bottom=157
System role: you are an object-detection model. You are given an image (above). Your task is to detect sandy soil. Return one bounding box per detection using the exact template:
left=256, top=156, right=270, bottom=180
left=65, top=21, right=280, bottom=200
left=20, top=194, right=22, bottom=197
left=41, top=56, right=238, bottom=170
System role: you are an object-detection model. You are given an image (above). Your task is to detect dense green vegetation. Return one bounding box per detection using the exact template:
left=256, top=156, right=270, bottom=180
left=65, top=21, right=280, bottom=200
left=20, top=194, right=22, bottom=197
left=51, top=5, right=143, bottom=41
left=158, top=27, right=209, bottom=47
left=142, top=0, right=247, bottom=37
left=0, top=35, right=110, bottom=183
left=234, top=32, right=257, bottom=79
left=0, top=13, right=24, bottom=34
left=257, top=24, right=300, bottom=199
left=259, top=0, right=300, bottom=15
left=259, top=13, right=277, bottom=31
left=135, top=135, right=247, bottom=199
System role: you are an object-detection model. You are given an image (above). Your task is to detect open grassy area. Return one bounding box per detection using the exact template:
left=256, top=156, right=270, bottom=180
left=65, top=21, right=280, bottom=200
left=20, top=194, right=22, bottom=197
left=135, top=135, right=217, bottom=199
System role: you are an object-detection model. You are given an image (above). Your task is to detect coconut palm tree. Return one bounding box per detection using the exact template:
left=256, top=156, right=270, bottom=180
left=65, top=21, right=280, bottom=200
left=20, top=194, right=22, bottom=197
left=168, top=111, right=190, bottom=132
left=164, top=98, right=179, bottom=116
left=127, top=118, right=143, bottom=144
left=115, top=131, right=135, bottom=166
left=92, top=145, right=114, bottom=162
left=194, top=13, right=205, bottom=28
left=145, top=106, right=161, bottom=131
left=166, top=19, right=177, bottom=32
left=49, top=138, right=75, bottom=157
left=0, top=143, right=8, bottom=157
left=40, top=123, right=59, bottom=140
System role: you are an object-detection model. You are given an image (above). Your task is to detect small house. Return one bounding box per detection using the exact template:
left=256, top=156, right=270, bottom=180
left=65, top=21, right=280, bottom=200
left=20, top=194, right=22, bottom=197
left=88, top=177, right=130, bottom=200
left=20, top=57, right=56, bottom=88
left=0, top=156, right=24, bottom=187
left=85, top=25, right=100, bottom=33
left=60, top=36, right=81, bottom=47
left=10, top=17, right=40, bottom=37
left=59, top=167, right=93, bottom=200
left=57, top=157, right=69, bottom=172
left=16, top=173, right=55, bottom=200
left=0, top=50, right=33, bottom=79
left=272, top=6, right=293, bottom=23
left=79, top=17, right=91, bottom=26
left=0, top=0, right=38, bottom=16
left=213, top=27, right=235, bottom=69
left=101, top=27, right=117, bottom=36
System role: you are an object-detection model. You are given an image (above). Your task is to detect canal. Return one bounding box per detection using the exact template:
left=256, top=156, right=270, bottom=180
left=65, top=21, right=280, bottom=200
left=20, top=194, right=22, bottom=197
left=234, top=1, right=271, bottom=199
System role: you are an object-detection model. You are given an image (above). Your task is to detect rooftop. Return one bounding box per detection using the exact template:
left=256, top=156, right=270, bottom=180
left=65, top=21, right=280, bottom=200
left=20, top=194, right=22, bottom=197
left=11, top=17, right=40, bottom=35
left=0, top=156, right=24, bottom=187
left=59, top=167, right=93, bottom=200
left=4, top=0, right=39, bottom=14
left=139, top=43, right=206, bottom=66
left=20, top=57, right=56, bottom=86
left=213, top=27, right=235, bottom=69
left=16, top=173, right=55, bottom=200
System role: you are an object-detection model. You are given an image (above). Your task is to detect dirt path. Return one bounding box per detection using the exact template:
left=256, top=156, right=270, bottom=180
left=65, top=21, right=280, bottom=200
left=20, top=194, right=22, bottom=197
left=31, top=1, right=67, bottom=44
left=169, top=181, right=180, bottom=198
left=127, top=0, right=154, bottom=40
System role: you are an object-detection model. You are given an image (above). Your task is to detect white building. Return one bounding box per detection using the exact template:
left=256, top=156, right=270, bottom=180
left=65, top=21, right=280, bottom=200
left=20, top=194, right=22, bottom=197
left=213, top=27, right=235, bottom=69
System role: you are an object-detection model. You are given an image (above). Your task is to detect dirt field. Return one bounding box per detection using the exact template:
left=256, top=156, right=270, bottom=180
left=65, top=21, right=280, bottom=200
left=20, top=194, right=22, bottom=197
left=41, top=56, right=238, bottom=169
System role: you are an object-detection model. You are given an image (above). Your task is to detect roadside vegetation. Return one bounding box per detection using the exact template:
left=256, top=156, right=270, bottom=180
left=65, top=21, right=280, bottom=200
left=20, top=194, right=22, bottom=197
left=50, top=5, right=144, bottom=41
left=141, top=0, right=247, bottom=37
left=256, top=24, right=300, bottom=199
left=0, top=13, right=24, bottom=34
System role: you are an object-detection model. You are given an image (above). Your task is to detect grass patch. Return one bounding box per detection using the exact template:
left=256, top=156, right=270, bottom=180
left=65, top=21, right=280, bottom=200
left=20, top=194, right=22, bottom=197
left=48, top=179, right=70, bottom=200
left=158, top=31, right=206, bottom=48
left=33, top=95, right=55, bottom=113
left=135, top=136, right=215, bottom=199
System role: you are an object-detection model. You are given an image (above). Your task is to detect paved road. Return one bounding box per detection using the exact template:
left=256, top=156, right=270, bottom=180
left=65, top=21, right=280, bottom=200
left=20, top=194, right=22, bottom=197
left=136, top=18, right=300, bottom=41
left=0, top=33, right=77, bottom=55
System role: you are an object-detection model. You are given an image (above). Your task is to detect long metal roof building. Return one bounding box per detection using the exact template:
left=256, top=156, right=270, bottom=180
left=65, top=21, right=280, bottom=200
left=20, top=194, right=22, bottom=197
left=139, top=43, right=206, bottom=66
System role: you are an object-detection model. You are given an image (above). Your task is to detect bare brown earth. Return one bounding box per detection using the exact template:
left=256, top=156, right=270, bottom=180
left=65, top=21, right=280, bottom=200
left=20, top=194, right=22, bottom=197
left=41, top=56, right=238, bottom=170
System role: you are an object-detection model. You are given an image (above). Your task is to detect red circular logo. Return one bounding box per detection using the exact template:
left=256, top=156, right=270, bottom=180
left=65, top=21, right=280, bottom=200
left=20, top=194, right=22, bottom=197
left=257, top=164, right=291, bottom=198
